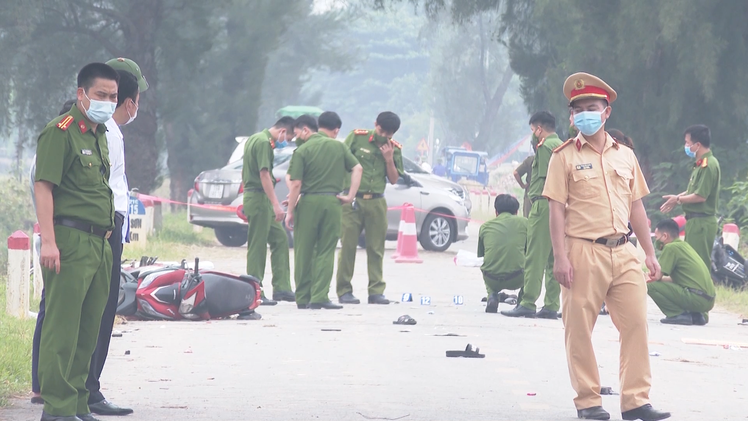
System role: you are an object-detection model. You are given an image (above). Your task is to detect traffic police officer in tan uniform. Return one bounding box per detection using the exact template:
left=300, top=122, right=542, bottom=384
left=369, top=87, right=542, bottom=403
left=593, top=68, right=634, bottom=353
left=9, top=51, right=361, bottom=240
left=336, top=112, right=404, bottom=305
left=35, top=63, right=119, bottom=421
left=544, top=72, right=670, bottom=421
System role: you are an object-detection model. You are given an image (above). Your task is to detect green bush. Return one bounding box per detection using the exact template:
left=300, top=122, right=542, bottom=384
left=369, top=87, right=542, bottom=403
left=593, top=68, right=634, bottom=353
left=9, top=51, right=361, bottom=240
left=724, top=181, right=748, bottom=234
left=0, top=175, right=36, bottom=273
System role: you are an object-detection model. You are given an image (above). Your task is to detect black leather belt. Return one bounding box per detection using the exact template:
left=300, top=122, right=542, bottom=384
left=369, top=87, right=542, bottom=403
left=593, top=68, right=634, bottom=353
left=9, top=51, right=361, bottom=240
left=356, top=192, right=384, bottom=200
left=687, top=287, right=714, bottom=301
left=581, top=235, right=629, bottom=248
left=244, top=188, right=264, bottom=193
left=685, top=212, right=712, bottom=220
left=481, top=269, right=524, bottom=282
left=530, top=196, right=546, bottom=203
left=301, top=192, right=339, bottom=196
left=55, top=217, right=112, bottom=239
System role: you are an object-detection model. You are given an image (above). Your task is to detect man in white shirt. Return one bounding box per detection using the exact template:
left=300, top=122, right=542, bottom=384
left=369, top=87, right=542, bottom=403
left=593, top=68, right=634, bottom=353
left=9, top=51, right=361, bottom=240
left=29, top=63, right=147, bottom=419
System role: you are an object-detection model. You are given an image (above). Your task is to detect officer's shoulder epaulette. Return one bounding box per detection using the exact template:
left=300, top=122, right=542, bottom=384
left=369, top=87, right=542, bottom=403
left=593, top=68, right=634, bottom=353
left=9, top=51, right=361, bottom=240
left=354, top=129, right=369, bottom=135
left=553, top=138, right=574, bottom=153
left=537, top=137, right=545, bottom=147
left=701, top=157, right=708, bottom=168
left=56, top=115, right=74, bottom=131
left=390, top=139, right=403, bottom=149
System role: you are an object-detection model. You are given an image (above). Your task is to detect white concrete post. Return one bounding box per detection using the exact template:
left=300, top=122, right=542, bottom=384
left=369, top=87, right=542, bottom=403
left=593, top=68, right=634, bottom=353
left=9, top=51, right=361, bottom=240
left=7, top=230, right=30, bottom=318
left=723, top=223, right=740, bottom=250
left=32, top=223, right=43, bottom=300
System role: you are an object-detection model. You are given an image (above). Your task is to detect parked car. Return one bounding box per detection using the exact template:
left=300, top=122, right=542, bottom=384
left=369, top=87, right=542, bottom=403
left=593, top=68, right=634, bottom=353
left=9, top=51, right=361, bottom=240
left=189, top=143, right=471, bottom=251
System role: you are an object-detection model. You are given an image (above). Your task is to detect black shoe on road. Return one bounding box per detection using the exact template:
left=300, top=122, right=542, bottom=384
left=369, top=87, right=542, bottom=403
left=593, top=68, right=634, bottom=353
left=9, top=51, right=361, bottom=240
left=577, top=406, right=610, bottom=420
left=272, top=290, right=295, bottom=302
left=339, top=292, right=361, bottom=304
left=660, top=313, right=692, bottom=325
left=297, top=303, right=309, bottom=309
left=309, top=301, right=343, bottom=310
left=535, top=307, right=560, bottom=319
left=76, top=414, right=103, bottom=421
left=40, top=412, right=82, bottom=421
left=237, top=311, right=262, bottom=320
left=368, top=294, right=390, bottom=305
left=691, top=312, right=708, bottom=326
left=260, top=295, right=278, bottom=306
left=501, top=305, right=536, bottom=318
left=621, top=404, right=671, bottom=421
left=485, top=293, right=500, bottom=313
left=89, top=400, right=133, bottom=416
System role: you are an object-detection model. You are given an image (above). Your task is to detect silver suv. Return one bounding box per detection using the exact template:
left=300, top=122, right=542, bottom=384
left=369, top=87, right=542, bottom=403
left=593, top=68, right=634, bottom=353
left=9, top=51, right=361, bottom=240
left=188, top=142, right=471, bottom=251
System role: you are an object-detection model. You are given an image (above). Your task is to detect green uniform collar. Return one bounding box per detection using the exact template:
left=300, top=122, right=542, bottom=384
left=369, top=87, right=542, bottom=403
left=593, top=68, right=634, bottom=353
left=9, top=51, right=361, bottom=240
left=495, top=212, right=514, bottom=220
left=69, top=102, right=108, bottom=135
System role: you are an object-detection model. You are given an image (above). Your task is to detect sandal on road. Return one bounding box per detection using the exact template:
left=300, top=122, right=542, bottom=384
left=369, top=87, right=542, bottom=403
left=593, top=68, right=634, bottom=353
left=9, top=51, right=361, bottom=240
left=446, top=344, right=485, bottom=358
left=393, top=315, right=417, bottom=325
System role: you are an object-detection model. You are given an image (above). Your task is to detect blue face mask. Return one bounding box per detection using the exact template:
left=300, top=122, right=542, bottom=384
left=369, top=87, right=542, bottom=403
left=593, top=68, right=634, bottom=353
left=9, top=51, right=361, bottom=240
left=684, top=145, right=697, bottom=158
left=274, top=132, right=288, bottom=149
left=83, top=91, right=116, bottom=124
left=573, top=109, right=606, bottom=136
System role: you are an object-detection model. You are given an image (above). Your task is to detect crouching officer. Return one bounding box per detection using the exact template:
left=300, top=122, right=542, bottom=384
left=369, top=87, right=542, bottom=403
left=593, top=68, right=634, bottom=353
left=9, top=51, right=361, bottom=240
left=34, top=63, right=118, bottom=421
left=336, top=112, right=404, bottom=305
left=285, top=114, right=363, bottom=309
left=478, top=194, right=528, bottom=313
left=648, top=219, right=715, bottom=325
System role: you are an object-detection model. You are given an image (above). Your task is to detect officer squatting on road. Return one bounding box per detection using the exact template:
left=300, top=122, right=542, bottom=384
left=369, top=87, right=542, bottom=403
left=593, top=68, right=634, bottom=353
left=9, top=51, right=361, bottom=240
left=285, top=114, right=363, bottom=310
left=543, top=72, right=671, bottom=421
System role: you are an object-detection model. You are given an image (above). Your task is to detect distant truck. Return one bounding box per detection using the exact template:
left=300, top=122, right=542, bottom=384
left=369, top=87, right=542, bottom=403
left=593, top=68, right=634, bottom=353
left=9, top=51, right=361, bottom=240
left=439, top=147, right=489, bottom=186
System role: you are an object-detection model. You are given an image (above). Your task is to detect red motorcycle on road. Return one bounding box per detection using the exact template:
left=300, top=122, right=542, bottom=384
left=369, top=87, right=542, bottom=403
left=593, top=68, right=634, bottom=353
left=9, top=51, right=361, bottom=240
left=117, top=258, right=262, bottom=320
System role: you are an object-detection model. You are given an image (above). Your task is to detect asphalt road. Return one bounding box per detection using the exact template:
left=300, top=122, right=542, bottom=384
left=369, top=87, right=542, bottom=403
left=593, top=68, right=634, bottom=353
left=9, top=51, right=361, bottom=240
left=4, top=223, right=747, bottom=421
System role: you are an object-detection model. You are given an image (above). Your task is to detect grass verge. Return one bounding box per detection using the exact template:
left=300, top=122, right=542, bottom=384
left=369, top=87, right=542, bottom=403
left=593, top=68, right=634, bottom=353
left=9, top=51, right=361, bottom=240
left=0, top=279, right=35, bottom=407
left=122, top=210, right=217, bottom=261
left=715, top=286, right=748, bottom=318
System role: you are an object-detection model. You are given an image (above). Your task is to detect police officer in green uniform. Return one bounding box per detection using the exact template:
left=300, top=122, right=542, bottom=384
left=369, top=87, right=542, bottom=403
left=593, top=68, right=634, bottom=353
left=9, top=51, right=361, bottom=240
left=513, top=155, right=534, bottom=218
left=502, top=111, right=562, bottom=319
left=478, top=194, right=528, bottom=313
left=34, top=63, right=118, bottom=421
left=661, top=124, right=721, bottom=269
left=242, top=117, right=296, bottom=307
left=336, top=112, right=404, bottom=305
left=648, top=219, right=715, bottom=326
left=286, top=114, right=363, bottom=309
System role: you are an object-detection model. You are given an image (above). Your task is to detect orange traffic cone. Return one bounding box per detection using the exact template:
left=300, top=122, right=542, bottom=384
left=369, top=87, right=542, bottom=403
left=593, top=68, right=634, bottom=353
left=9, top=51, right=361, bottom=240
left=395, top=204, right=422, bottom=264
left=391, top=204, right=409, bottom=259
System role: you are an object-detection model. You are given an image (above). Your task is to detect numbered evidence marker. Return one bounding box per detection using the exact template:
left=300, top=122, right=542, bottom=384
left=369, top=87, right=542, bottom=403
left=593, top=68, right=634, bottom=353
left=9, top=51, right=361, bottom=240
left=401, top=293, right=413, bottom=302
left=453, top=295, right=464, bottom=305
left=420, top=296, right=432, bottom=306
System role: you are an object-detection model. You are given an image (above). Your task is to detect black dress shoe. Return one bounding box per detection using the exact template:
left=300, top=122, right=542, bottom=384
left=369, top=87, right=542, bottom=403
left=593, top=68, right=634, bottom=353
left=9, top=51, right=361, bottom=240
left=260, top=295, right=278, bottom=306
left=536, top=307, right=560, bottom=319
left=297, top=303, right=309, bottom=309
left=577, top=406, right=610, bottom=420
left=691, top=312, right=708, bottom=326
left=237, top=311, right=262, bottom=320
left=339, top=292, right=361, bottom=304
left=31, top=396, right=44, bottom=404
left=309, top=301, right=343, bottom=310
left=485, top=293, right=499, bottom=313
left=621, top=404, right=671, bottom=421
left=660, top=312, right=693, bottom=325
left=40, top=412, right=82, bottom=421
left=368, top=294, right=390, bottom=304
left=272, top=290, right=295, bottom=302
left=501, top=305, right=536, bottom=318
left=89, top=400, right=134, bottom=416
left=76, top=414, right=103, bottom=421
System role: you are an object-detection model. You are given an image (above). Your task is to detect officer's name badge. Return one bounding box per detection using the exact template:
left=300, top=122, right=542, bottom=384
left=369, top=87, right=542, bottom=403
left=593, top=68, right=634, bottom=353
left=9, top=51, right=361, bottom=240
left=81, top=149, right=93, bottom=156
left=575, top=163, right=593, bottom=170
left=359, top=148, right=371, bottom=154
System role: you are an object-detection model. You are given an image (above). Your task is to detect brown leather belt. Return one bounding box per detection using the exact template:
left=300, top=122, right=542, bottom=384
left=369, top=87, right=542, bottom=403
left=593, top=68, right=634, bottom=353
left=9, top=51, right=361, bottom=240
left=55, top=217, right=112, bottom=239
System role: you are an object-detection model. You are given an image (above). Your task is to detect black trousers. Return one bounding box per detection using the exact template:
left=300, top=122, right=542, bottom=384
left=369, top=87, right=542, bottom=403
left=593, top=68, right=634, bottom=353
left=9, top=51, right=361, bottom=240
left=32, top=213, right=124, bottom=404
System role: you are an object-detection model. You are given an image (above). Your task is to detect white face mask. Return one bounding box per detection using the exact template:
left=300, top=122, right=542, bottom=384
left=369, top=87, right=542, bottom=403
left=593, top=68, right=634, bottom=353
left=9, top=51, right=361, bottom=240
left=83, top=91, right=116, bottom=124
left=125, top=99, right=138, bottom=125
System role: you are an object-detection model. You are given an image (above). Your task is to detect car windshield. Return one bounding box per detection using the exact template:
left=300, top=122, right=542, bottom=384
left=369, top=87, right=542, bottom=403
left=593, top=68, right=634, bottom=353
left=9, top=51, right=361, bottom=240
left=402, top=157, right=427, bottom=174
left=226, top=145, right=297, bottom=170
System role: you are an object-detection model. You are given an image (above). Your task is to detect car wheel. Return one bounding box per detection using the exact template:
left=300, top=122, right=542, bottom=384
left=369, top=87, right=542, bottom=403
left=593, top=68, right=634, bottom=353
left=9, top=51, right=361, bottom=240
left=419, top=213, right=453, bottom=252
left=215, top=226, right=248, bottom=247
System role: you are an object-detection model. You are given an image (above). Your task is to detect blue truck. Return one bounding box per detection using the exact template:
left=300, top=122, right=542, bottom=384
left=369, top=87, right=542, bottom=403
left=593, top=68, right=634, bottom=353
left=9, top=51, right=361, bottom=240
left=439, top=147, right=489, bottom=186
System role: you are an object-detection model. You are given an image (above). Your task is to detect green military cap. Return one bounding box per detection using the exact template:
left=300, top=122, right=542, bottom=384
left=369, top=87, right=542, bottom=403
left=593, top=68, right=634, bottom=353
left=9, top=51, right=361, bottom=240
left=106, top=57, right=149, bottom=92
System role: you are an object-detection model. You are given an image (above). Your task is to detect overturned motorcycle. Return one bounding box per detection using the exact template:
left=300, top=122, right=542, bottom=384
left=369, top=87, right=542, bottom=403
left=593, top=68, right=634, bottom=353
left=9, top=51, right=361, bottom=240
left=116, top=257, right=262, bottom=320
left=711, top=236, right=747, bottom=290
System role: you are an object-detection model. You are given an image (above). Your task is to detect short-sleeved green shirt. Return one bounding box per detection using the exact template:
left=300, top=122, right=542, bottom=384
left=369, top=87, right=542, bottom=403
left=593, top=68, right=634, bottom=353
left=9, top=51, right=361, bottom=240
left=477, top=213, right=528, bottom=275
left=527, top=133, right=562, bottom=198
left=34, top=104, right=114, bottom=229
left=659, top=239, right=715, bottom=297
left=342, top=129, right=404, bottom=194
left=242, top=129, right=274, bottom=191
left=516, top=155, right=534, bottom=189
left=683, top=151, right=720, bottom=215
left=288, top=133, right=359, bottom=193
